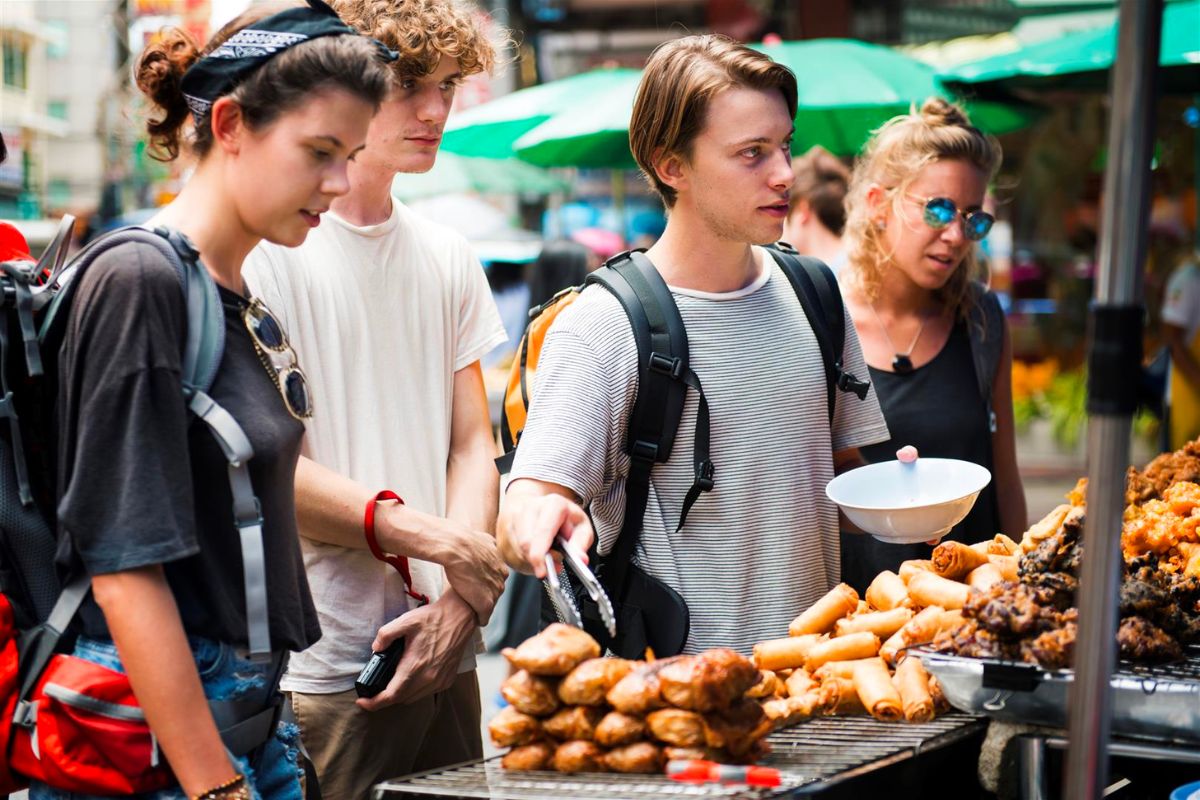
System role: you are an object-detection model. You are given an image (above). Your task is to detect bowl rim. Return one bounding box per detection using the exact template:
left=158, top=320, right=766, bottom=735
left=825, top=458, right=992, bottom=512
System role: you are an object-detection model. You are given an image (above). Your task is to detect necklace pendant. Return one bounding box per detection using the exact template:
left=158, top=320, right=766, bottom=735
left=892, top=354, right=914, bottom=373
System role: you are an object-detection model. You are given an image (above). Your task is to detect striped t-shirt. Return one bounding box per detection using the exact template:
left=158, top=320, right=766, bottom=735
left=510, top=248, right=890, bottom=654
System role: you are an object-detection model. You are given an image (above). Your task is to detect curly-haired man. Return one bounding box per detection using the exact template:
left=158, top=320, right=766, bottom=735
left=243, top=1, right=508, bottom=795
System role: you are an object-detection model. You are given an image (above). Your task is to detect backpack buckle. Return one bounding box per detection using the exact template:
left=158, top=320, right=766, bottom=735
left=631, top=439, right=659, bottom=464
left=648, top=352, right=683, bottom=380
left=697, top=459, right=715, bottom=492
left=835, top=364, right=870, bottom=400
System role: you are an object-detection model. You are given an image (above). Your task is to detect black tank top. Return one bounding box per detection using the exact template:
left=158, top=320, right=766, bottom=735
left=840, top=319, right=1001, bottom=594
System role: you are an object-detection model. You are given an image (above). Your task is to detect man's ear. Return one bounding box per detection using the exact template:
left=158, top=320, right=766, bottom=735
left=210, top=96, right=246, bottom=155
left=652, top=147, right=688, bottom=195
left=791, top=198, right=811, bottom=224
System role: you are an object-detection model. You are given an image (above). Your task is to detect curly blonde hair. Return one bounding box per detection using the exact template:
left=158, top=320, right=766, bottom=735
left=844, top=97, right=1002, bottom=319
left=332, top=0, right=497, bottom=79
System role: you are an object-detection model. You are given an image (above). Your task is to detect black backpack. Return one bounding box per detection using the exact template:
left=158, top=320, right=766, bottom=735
left=498, top=242, right=870, bottom=658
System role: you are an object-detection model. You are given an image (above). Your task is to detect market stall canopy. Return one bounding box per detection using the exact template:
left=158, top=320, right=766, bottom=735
left=751, top=39, right=1041, bottom=156
left=940, top=0, right=1199, bottom=95
left=391, top=153, right=569, bottom=200
left=511, top=72, right=641, bottom=169
left=441, top=67, right=641, bottom=160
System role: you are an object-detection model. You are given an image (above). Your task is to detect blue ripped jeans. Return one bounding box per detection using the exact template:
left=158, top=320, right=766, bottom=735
left=29, top=636, right=304, bottom=800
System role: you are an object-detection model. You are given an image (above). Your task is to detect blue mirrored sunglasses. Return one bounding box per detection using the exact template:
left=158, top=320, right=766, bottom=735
left=909, top=195, right=995, bottom=241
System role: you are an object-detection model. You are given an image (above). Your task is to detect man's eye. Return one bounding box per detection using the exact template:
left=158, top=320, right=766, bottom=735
left=742, top=147, right=761, bottom=158
left=311, top=148, right=332, bottom=160
left=400, top=79, right=416, bottom=90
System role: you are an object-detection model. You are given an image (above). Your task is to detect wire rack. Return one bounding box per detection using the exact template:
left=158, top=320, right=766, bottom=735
left=372, top=713, right=983, bottom=800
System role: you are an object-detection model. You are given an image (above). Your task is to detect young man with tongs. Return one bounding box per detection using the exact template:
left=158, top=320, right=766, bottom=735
left=498, top=35, right=892, bottom=656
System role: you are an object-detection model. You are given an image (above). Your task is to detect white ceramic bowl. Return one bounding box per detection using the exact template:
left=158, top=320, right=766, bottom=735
left=825, top=458, right=992, bottom=544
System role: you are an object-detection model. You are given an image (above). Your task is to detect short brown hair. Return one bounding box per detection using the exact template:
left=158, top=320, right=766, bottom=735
left=789, top=145, right=851, bottom=235
left=332, top=0, right=496, bottom=79
left=629, top=35, right=797, bottom=208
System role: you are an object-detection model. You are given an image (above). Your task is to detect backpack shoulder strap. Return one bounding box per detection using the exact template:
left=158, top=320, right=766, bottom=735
left=767, top=244, right=869, bottom=422
left=585, top=250, right=714, bottom=594
left=966, top=282, right=1005, bottom=434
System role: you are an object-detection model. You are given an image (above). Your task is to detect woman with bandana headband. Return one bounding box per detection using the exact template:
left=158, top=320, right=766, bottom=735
left=36, top=4, right=391, bottom=800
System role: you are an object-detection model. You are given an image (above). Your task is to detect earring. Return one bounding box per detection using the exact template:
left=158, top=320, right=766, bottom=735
left=875, top=219, right=887, bottom=231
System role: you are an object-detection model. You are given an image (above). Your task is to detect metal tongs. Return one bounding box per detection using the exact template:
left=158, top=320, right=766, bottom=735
left=542, top=536, right=617, bottom=638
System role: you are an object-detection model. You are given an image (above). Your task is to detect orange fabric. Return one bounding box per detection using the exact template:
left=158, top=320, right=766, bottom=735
left=503, top=290, right=582, bottom=447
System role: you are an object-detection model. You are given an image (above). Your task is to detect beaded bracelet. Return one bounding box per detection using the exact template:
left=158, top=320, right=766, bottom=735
left=192, top=773, right=250, bottom=800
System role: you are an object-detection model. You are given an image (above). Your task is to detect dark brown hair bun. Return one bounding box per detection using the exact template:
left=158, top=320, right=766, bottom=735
left=135, top=28, right=201, bottom=160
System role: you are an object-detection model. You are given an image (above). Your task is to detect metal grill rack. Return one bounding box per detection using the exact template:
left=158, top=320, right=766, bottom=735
left=373, top=713, right=983, bottom=800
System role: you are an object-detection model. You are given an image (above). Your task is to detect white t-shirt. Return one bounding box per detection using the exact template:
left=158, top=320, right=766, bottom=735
left=1163, top=260, right=1200, bottom=342
left=244, top=201, right=506, bottom=693
left=509, top=249, right=890, bottom=654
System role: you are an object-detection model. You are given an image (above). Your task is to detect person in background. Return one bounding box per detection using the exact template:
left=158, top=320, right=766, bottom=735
left=38, top=4, right=391, bottom=799
left=0, top=132, right=35, bottom=263
left=527, top=239, right=593, bottom=308
left=1162, top=247, right=1200, bottom=450
left=781, top=144, right=851, bottom=272
left=241, top=0, right=508, bottom=795
left=837, top=98, right=1026, bottom=593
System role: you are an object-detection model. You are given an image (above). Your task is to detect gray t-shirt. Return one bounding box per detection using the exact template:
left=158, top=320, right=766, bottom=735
left=510, top=249, right=890, bottom=654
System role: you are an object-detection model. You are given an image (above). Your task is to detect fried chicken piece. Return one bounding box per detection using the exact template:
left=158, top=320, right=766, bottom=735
left=645, top=708, right=707, bottom=747
left=502, top=623, right=601, bottom=677
left=933, top=620, right=1020, bottom=660
left=703, top=699, right=771, bottom=758
left=551, top=740, right=607, bottom=773
left=606, top=658, right=678, bottom=714
left=543, top=705, right=605, bottom=742
left=1117, top=615, right=1182, bottom=662
left=1020, top=511, right=1085, bottom=578
left=500, top=670, right=561, bottom=717
left=1126, top=439, right=1200, bottom=505
left=604, top=742, right=665, bottom=774
left=502, top=742, right=554, bottom=771
left=593, top=711, right=646, bottom=747
left=1019, top=622, right=1076, bottom=669
left=658, top=649, right=759, bottom=712
left=963, top=583, right=1062, bottom=637
left=558, top=657, right=636, bottom=706
left=488, top=706, right=543, bottom=748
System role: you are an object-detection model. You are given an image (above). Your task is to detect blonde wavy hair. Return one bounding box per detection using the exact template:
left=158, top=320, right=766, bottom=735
left=844, top=97, right=1002, bottom=320
left=331, top=0, right=498, bottom=79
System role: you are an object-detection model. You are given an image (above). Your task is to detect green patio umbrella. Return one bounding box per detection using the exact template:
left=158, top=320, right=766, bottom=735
left=941, top=0, right=1199, bottom=94
left=390, top=153, right=568, bottom=201
left=751, top=39, right=1040, bottom=156
left=510, top=71, right=641, bottom=169
left=440, top=67, right=641, bottom=159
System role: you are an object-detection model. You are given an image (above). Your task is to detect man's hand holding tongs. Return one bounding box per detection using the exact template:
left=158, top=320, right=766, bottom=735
left=498, top=478, right=596, bottom=579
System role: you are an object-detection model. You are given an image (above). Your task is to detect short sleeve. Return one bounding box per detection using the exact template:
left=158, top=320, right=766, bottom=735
left=508, top=293, right=636, bottom=505
left=831, top=308, right=891, bottom=452
left=1162, top=264, right=1200, bottom=331
left=452, top=239, right=507, bottom=372
left=56, top=243, right=199, bottom=575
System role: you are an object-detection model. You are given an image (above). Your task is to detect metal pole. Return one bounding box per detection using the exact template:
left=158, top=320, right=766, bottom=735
left=1064, top=1, right=1161, bottom=798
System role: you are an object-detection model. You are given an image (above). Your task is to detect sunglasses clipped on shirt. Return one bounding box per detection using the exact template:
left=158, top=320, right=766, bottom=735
left=242, top=297, right=313, bottom=421
left=906, top=194, right=995, bottom=242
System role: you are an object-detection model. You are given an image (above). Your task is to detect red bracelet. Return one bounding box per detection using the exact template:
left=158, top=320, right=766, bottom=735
left=364, top=490, right=429, bottom=606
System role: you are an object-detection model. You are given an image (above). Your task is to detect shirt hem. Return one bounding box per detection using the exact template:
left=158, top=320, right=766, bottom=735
left=833, top=422, right=893, bottom=454
left=454, top=330, right=509, bottom=373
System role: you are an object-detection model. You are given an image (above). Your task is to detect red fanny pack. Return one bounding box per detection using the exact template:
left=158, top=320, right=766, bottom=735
left=1, top=593, right=174, bottom=795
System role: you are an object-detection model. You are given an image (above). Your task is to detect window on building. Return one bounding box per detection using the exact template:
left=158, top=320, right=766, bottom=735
left=48, top=100, right=68, bottom=121
left=2, top=36, right=29, bottom=90
left=46, top=21, right=69, bottom=60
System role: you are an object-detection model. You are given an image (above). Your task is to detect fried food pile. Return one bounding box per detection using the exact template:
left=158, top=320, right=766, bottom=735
left=490, top=624, right=774, bottom=773
left=749, top=575, right=964, bottom=726
left=933, top=437, right=1200, bottom=669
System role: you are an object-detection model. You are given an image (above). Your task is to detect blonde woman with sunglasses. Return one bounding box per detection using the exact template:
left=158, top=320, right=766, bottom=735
left=837, top=97, right=1027, bottom=593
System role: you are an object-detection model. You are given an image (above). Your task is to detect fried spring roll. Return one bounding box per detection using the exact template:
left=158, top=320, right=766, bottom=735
left=745, top=669, right=782, bottom=699
left=789, top=583, right=859, bottom=636
left=898, top=560, right=936, bottom=585
left=804, top=631, right=880, bottom=671
left=824, top=676, right=865, bottom=715
left=852, top=658, right=904, bottom=722
left=783, top=668, right=819, bottom=698
left=965, top=562, right=1004, bottom=591
left=988, top=554, right=1020, bottom=582
left=892, top=656, right=935, bottom=723
left=865, top=570, right=909, bottom=611
left=834, top=607, right=914, bottom=640
left=928, top=674, right=950, bottom=712
left=931, top=541, right=990, bottom=580
left=907, top=572, right=971, bottom=610
left=969, top=541, right=991, bottom=555
left=753, top=634, right=825, bottom=671
left=880, top=605, right=946, bottom=665
left=813, top=658, right=881, bottom=682
left=1021, top=504, right=1070, bottom=553
left=988, top=534, right=1020, bottom=556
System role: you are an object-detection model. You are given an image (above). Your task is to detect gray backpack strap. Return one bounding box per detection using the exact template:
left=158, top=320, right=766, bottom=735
left=967, top=283, right=1005, bottom=434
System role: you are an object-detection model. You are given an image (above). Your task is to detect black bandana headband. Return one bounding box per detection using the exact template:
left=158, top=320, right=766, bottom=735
left=180, top=0, right=396, bottom=120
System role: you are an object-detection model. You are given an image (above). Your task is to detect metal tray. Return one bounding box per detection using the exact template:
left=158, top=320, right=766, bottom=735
left=917, top=646, right=1200, bottom=745
left=372, top=713, right=983, bottom=799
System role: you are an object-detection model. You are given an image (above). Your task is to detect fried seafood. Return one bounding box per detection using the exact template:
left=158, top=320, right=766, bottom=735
left=502, top=623, right=601, bottom=676
left=558, top=658, right=636, bottom=706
